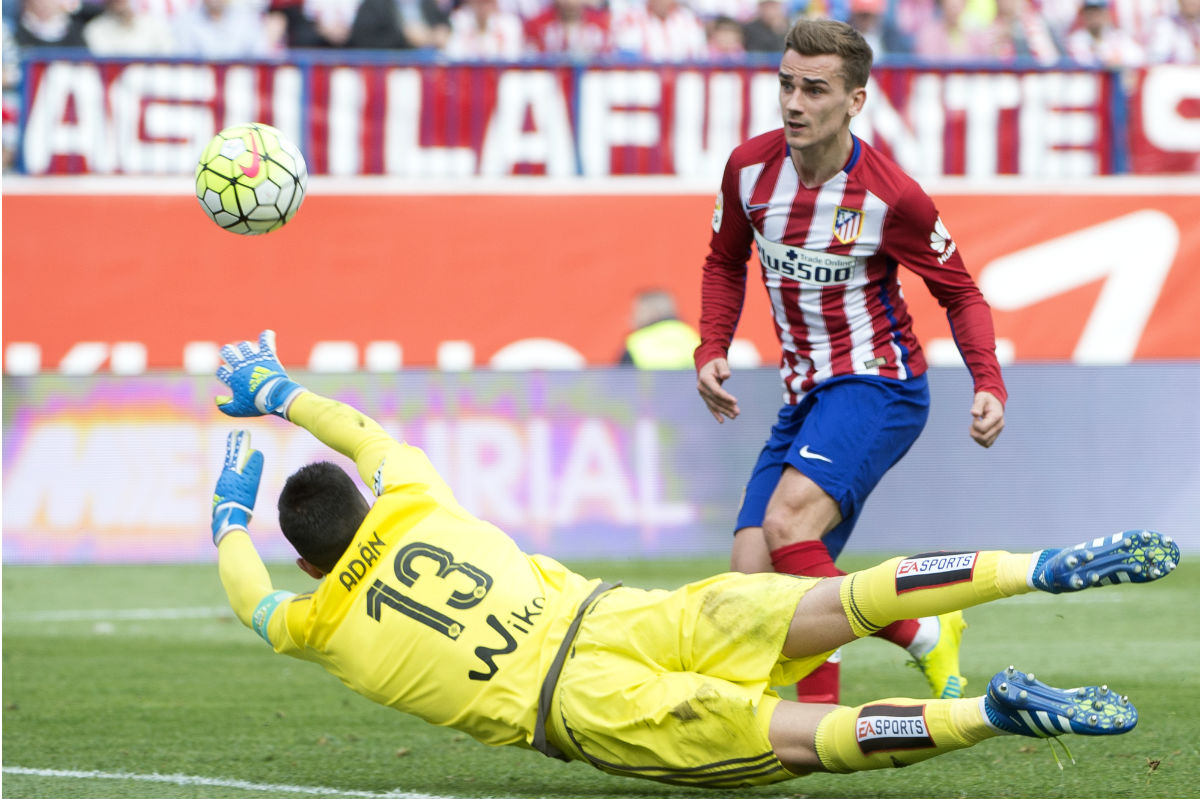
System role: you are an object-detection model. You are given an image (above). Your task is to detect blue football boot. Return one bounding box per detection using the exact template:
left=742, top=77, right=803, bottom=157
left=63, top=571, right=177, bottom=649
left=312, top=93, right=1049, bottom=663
left=1029, top=530, right=1179, bottom=593
left=984, top=666, right=1137, bottom=737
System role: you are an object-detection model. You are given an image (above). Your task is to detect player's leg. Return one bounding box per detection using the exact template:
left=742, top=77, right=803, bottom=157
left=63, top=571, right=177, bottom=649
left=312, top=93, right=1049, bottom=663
left=730, top=403, right=797, bottom=574
left=729, top=408, right=845, bottom=701
left=764, top=377, right=958, bottom=698
left=767, top=665, right=1140, bottom=775
left=779, top=530, right=1181, bottom=660
left=551, top=575, right=824, bottom=788
left=758, top=468, right=846, bottom=702
left=731, top=528, right=772, bottom=572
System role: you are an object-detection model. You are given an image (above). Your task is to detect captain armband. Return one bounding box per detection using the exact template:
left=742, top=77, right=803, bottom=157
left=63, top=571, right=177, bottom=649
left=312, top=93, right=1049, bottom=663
left=251, top=590, right=295, bottom=644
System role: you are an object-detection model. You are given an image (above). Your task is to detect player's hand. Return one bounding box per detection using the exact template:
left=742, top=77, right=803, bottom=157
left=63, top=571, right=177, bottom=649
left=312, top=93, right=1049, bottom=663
left=697, top=357, right=739, bottom=423
left=969, top=390, right=1005, bottom=448
left=215, top=329, right=305, bottom=418
left=212, top=430, right=264, bottom=546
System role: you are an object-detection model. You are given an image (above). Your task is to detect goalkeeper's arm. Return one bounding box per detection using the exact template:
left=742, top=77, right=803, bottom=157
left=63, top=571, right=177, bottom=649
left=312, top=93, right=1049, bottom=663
left=282, top=391, right=400, bottom=490
left=210, top=429, right=296, bottom=647
left=215, top=330, right=402, bottom=492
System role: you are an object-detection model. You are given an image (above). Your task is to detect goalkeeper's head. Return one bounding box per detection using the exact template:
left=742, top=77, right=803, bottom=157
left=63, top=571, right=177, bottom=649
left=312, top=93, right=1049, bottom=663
left=278, top=462, right=371, bottom=575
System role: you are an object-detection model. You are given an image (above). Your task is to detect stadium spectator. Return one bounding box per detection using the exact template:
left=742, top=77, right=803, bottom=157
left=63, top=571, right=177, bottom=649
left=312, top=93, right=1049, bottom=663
left=707, top=11, right=746, bottom=55
left=269, top=0, right=449, bottom=49
left=171, top=0, right=275, bottom=56
left=695, top=18, right=1006, bottom=705
left=443, top=0, right=524, bottom=60
left=14, top=0, right=88, bottom=47
left=332, top=0, right=451, bottom=49
left=891, top=0, right=940, bottom=46
left=1, top=20, right=16, bottom=171
left=689, top=0, right=758, bottom=24
left=847, top=0, right=911, bottom=56
left=978, top=0, right=1061, bottom=61
left=1033, top=0, right=1082, bottom=43
left=912, top=0, right=991, bottom=59
left=209, top=329, right=1176, bottom=790
left=268, top=0, right=360, bottom=47
left=1064, top=0, right=1145, bottom=65
left=611, top=0, right=708, bottom=61
left=618, top=288, right=701, bottom=369
left=741, top=0, right=790, bottom=52
left=394, top=0, right=452, bottom=48
left=1146, top=0, right=1199, bottom=62
left=523, top=0, right=611, bottom=57
left=495, top=0, right=546, bottom=23
left=82, top=0, right=174, bottom=54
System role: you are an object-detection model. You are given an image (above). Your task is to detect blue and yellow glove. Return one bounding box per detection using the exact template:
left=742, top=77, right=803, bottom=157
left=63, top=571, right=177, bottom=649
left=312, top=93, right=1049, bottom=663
left=212, top=430, right=264, bottom=546
left=215, top=329, right=305, bottom=418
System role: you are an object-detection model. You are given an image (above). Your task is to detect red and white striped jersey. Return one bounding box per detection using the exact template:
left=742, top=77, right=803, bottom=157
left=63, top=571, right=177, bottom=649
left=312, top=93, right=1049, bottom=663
left=610, top=5, right=708, bottom=61
left=697, top=130, right=1007, bottom=406
left=524, top=6, right=611, bottom=57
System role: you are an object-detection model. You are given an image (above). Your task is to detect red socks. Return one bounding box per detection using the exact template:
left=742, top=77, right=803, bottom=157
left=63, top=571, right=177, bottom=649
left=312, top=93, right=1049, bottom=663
left=770, top=540, right=843, bottom=578
left=770, top=540, right=921, bottom=702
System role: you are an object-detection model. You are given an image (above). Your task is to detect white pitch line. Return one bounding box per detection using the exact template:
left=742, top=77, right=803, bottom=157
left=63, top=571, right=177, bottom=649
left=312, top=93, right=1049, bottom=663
left=1, top=765, right=502, bottom=799
left=6, top=607, right=234, bottom=622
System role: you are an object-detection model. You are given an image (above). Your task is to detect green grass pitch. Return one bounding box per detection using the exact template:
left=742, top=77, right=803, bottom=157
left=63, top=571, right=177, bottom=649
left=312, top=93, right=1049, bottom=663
left=3, top=554, right=1197, bottom=799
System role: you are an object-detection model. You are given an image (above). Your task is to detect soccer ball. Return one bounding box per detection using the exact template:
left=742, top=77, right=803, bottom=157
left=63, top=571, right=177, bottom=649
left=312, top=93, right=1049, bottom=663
left=195, top=123, right=308, bottom=235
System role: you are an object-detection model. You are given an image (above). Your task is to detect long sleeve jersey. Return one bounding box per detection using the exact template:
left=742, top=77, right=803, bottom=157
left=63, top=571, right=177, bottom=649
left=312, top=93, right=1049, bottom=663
left=696, top=131, right=1007, bottom=406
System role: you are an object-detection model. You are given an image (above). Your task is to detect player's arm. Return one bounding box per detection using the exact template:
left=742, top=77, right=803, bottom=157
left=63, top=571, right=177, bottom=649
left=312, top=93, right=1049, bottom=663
left=696, top=158, right=754, bottom=422
left=887, top=189, right=1007, bottom=447
left=211, top=430, right=298, bottom=649
left=214, top=330, right=457, bottom=504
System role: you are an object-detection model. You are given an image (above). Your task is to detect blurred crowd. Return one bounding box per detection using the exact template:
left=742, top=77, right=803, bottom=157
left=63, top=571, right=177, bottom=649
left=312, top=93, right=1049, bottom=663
left=2, top=0, right=1197, bottom=65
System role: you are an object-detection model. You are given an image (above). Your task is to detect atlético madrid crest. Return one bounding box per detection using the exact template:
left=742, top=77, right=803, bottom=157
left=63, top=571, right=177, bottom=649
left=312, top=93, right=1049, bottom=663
left=833, top=206, right=864, bottom=245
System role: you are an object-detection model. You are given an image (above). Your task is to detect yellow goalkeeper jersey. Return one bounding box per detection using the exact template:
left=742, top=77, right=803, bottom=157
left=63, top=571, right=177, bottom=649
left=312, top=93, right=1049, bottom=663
left=218, top=393, right=601, bottom=750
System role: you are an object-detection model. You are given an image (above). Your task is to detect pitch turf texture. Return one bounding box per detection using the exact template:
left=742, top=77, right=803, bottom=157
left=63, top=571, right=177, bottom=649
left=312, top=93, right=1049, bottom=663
left=3, top=555, right=1196, bottom=799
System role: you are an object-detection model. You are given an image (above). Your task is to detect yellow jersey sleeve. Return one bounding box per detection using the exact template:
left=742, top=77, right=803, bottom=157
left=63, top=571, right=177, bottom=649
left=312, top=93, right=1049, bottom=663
left=217, top=530, right=310, bottom=653
left=286, top=391, right=460, bottom=508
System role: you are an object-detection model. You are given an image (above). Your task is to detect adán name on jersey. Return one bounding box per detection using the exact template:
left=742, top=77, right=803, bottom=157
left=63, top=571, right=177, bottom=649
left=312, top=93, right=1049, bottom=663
left=338, top=530, right=389, bottom=591
left=894, top=551, right=978, bottom=593
left=753, top=231, right=857, bottom=286
left=855, top=704, right=935, bottom=754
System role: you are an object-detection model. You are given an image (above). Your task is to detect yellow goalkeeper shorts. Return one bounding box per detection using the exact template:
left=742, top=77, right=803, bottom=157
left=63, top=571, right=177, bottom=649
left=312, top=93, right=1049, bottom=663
left=547, top=571, right=829, bottom=787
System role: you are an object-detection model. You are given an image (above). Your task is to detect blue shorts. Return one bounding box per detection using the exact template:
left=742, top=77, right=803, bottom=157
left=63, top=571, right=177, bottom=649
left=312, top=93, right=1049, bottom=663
left=734, top=375, right=930, bottom=560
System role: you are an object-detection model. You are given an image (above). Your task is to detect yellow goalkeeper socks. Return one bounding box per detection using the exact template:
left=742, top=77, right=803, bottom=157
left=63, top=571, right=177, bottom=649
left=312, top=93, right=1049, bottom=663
left=841, top=550, right=1032, bottom=638
left=814, top=697, right=998, bottom=772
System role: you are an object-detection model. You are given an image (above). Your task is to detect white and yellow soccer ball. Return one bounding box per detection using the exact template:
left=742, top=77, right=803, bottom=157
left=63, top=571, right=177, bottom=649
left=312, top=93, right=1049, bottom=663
left=195, top=123, right=308, bottom=235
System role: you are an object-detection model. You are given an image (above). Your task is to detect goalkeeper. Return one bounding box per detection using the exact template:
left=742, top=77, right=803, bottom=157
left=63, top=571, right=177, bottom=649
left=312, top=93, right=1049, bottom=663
left=211, top=330, right=1180, bottom=789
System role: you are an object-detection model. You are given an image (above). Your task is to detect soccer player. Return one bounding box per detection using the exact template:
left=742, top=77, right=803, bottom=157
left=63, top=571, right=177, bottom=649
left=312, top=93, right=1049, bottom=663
left=211, top=331, right=1177, bottom=789
left=695, top=17, right=1009, bottom=704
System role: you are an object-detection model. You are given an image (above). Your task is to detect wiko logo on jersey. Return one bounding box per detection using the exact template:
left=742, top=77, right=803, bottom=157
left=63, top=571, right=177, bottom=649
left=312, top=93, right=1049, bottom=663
left=833, top=206, right=863, bottom=245
left=895, top=551, right=978, bottom=593
left=928, top=216, right=958, bottom=264
left=855, top=704, right=934, bottom=754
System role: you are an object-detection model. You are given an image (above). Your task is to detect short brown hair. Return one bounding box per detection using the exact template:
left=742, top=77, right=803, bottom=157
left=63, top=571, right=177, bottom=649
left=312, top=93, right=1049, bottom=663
left=784, top=18, right=874, bottom=90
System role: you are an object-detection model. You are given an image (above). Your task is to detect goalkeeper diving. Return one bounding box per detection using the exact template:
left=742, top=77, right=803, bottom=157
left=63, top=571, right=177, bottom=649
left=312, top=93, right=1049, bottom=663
left=210, top=330, right=1180, bottom=788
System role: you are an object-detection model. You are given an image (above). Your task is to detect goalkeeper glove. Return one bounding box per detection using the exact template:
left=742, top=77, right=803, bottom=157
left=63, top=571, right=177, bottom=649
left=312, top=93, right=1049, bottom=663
left=212, top=430, right=264, bottom=546
left=215, top=329, right=305, bottom=418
